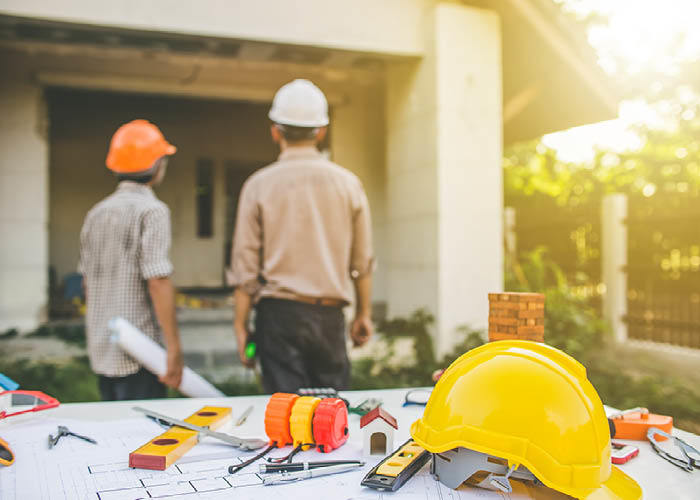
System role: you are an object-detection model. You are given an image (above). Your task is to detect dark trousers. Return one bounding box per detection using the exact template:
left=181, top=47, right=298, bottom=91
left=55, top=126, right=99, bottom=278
left=98, top=368, right=166, bottom=401
left=255, top=298, right=350, bottom=394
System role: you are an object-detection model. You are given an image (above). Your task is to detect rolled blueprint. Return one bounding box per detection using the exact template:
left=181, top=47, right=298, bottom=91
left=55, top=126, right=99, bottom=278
left=109, top=317, right=224, bottom=398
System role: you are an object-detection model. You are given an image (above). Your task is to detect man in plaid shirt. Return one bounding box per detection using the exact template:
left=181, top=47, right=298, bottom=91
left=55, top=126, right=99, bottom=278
left=79, top=120, right=183, bottom=400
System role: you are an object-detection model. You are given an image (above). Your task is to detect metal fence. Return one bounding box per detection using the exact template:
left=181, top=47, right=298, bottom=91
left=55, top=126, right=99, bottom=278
left=511, top=194, right=700, bottom=349
left=626, top=195, right=700, bottom=348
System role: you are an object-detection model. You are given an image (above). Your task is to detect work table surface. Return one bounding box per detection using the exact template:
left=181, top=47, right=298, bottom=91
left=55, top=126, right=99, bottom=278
left=2, top=388, right=698, bottom=499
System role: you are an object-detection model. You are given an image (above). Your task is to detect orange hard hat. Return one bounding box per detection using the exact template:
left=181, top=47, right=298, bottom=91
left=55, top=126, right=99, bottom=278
left=106, top=119, right=176, bottom=174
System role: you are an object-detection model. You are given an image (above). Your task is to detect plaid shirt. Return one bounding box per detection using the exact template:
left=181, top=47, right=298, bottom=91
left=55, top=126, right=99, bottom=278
left=79, top=181, right=173, bottom=377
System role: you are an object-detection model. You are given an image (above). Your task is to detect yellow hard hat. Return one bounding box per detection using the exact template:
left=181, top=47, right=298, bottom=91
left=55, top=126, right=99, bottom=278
left=410, top=341, right=642, bottom=499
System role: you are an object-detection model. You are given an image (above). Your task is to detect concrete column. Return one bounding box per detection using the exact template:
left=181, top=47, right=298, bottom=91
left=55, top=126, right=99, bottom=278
left=601, top=193, right=628, bottom=342
left=0, top=79, right=49, bottom=331
left=385, top=2, right=503, bottom=356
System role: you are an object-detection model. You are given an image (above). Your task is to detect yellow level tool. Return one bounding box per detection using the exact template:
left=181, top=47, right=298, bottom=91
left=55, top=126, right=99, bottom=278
left=129, top=406, right=231, bottom=470
left=361, top=439, right=431, bottom=491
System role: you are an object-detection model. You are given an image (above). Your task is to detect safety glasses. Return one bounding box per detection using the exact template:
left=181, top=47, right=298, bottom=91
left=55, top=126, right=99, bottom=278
left=0, top=391, right=60, bottom=420
left=403, top=389, right=432, bottom=407
left=647, top=427, right=700, bottom=472
left=0, top=437, right=14, bottom=466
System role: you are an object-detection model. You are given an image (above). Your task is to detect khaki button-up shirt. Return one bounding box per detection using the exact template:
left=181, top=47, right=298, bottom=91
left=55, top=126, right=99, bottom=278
left=79, top=182, right=173, bottom=377
left=231, top=146, right=374, bottom=305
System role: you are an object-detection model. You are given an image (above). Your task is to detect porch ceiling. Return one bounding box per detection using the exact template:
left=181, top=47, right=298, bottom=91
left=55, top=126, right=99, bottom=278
left=0, top=14, right=388, bottom=104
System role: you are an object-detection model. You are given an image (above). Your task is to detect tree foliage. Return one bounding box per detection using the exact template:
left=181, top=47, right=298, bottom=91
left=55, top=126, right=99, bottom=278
left=505, top=97, right=700, bottom=210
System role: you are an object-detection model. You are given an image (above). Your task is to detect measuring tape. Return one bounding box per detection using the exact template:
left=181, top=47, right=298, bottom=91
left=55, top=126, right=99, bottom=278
left=264, top=392, right=299, bottom=447
left=313, top=398, right=349, bottom=453
left=289, top=396, right=321, bottom=450
left=263, top=393, right=349, bottom=452
left=230, top=393, right=350, bottom=474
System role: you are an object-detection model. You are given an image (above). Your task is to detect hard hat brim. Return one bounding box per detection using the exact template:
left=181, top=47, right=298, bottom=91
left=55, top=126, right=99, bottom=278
left=590, top=466, right=642, bottom=500
left=268, top=112, right=329, bottom=128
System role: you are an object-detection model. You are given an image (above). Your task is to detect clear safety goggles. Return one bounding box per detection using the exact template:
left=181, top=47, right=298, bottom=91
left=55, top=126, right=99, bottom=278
left=403, top=389, right=432, bottom=407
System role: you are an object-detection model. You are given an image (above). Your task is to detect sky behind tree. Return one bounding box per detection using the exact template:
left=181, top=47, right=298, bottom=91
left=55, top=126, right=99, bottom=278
left=544, top=0, right=700, bottom=162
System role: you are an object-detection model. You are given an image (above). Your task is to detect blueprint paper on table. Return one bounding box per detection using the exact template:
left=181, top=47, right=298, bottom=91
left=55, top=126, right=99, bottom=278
left=0, top=417, right=530, bottom=500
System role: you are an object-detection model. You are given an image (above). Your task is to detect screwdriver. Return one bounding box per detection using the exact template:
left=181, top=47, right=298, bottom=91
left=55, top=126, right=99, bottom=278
left=262, top=462, right=364, bottom=485
left=259, top=460, right=364, bottom=473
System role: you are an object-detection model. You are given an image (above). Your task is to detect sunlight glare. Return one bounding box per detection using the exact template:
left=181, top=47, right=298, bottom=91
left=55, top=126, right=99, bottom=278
left=556, top=0, right=700, bottom=76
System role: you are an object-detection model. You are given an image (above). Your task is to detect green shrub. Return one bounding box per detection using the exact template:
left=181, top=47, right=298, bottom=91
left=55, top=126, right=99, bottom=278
left=26, top=323, right=87, bottom=347
left=351, top=311, right=485, bottom=390
left=0, top=328, right=18, bottom=340
left=505, top=246, right=606, bottom=362
left=0, top=356, right=99, bottom=403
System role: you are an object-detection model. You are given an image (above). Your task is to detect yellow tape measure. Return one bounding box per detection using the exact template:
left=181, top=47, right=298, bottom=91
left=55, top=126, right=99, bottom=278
left=289, top=396, right=321, bottom=451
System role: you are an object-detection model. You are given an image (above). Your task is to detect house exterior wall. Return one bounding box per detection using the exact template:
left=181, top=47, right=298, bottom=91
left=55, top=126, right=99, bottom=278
left=0, top=0, right=426, bottom=57
left=385, top=3, right=503, bottom=356
left=0, top=76, right=49, bottom=331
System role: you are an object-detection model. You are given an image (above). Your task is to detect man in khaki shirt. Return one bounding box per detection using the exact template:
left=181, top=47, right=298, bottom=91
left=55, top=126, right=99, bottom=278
left=231, top=79, right=374, bottom=392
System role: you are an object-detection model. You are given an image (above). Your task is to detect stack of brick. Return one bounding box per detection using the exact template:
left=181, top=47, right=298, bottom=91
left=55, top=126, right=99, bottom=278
left=488, top=292, right=545, bottom=342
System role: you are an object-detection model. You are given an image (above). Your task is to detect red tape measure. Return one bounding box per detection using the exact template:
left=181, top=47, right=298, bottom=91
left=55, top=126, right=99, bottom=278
left=312, top=398, right=349, bottom=453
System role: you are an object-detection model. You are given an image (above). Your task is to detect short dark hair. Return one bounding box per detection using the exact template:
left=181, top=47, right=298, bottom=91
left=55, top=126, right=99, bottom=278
left=275, top=124, right=319, bottom=143
left=115, top=156, right=166, bottom=184
left=116, top=173, right=154, bottom=184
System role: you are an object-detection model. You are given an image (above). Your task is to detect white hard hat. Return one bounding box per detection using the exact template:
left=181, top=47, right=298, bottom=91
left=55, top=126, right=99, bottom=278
left=268, top=79, right=329, bottom=128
